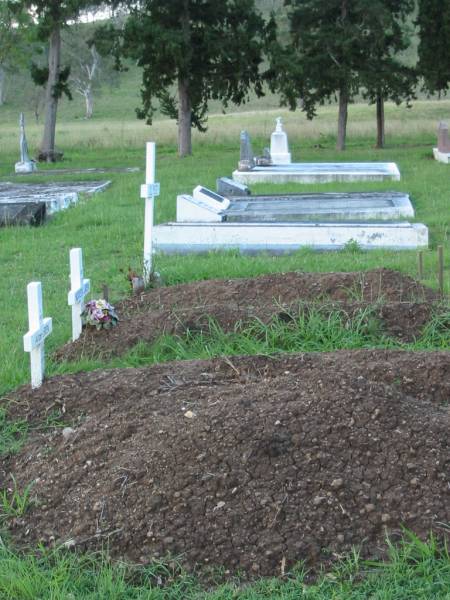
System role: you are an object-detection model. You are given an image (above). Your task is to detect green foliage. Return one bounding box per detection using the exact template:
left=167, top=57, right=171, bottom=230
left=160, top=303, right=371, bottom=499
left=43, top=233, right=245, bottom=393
left=417, top=0, right=450, bottom=94
left=0, top=477, right=34, bottom=520
left=0, top=534, right=449, bottom=598
left=97, top=0, right=268, bottom=136
left=0, top=409, right=28, bottom=458
left=267, top=0, right=417, bottom=146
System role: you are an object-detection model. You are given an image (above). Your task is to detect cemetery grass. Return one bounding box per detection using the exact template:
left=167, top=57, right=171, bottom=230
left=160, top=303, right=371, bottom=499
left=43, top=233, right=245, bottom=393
left=0, top=534, right=450, bottom=599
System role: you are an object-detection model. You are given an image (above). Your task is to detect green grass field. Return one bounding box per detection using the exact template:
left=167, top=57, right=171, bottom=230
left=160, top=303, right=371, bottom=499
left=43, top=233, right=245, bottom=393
left=0, top=97, right=449, bottom=597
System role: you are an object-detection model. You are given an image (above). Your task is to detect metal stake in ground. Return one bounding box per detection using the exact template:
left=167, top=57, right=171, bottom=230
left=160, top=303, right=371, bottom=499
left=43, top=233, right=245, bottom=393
left=140, top=142, right=160, bottom=285
left=438, top=245, right=444, bottom=297
left=23, top=281, right=52, bottom=389
left=68, top=248, right=90, bottom=341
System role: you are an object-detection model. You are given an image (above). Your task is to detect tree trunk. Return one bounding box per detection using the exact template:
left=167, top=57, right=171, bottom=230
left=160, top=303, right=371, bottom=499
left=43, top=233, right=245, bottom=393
left=178, top=77, right=192, bottom=157
left=0, top=66, right=6, bottom=106
left=39, top=26, right=62, bottom=162
left=376, top=93, right=385, bottom=149
left=85, top=85, right=93, bottom=119
left=336, top=88, right=348, bottom=151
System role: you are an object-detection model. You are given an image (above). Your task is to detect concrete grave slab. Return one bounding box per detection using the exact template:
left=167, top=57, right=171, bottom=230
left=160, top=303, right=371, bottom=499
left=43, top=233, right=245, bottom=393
left=0, top=181, right=111, bottom=215
left=13, top=167, right=139, bottom=176
left=232, top=162, right=401, bottom=184
left=0, top=202, right=46, bottom=226
left=176, top=190, right=414, bottom=223
left=153, top=221, right=428, bottom=253
left=224, top=192, right=414, bottom=223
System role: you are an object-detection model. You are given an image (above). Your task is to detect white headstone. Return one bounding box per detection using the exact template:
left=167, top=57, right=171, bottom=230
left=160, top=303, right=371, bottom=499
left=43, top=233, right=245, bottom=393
left=140, top=142, right=160, bottom=285
left=23, top=281, right=52, bottom=389
left=68, top=248, right=91, bottom=341
left=270, top=117, right=291, bottom=165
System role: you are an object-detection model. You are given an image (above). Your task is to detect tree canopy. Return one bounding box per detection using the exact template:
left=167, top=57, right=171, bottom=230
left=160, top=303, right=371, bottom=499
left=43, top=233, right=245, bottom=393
left=96, top=0, right=268, bottom=156
left=267, top=0, right=416, bottom=149
left=417, top=0, right=450, bottom=95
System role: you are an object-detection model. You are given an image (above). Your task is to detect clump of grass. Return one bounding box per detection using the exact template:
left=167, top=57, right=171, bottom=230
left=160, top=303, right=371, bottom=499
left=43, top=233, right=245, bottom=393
left=413, top=310, right=450, bottom=349
left=0, top=408, right=28, bottom=458
left=0, top=477, right=35, bottom=521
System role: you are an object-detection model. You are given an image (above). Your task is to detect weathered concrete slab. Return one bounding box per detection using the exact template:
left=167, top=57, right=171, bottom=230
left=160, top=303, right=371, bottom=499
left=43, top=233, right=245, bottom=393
left=224, top=192, right=414, bottom=222
left=433, top=148, right=450, bottom=164
left=232, top=162, right=401, bottom=184
left=154, top=221, right=428, bottom=253
left=0, top=181, right=111, bottom=214
left=176, top=190, right=414, bottom=223
left=0, top=202, right=46, bottom=226
left=12, top=167, right=139, bottom=176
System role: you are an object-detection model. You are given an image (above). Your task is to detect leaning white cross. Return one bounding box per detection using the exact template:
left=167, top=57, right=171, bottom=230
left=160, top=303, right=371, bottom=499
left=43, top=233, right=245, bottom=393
left=68, top=247, right=90, bottom=341
left=23, top=281, right=52, bottom=389
left=140, top=141, right=160, bottom=285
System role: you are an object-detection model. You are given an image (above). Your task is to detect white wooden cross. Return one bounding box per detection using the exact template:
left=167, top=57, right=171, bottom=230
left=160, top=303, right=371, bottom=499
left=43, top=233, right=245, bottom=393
left=140, top=142, right=160, bottom=285
left=23, top=281, right=53, bottom=389
left=68, top=247, right=90, bottom=341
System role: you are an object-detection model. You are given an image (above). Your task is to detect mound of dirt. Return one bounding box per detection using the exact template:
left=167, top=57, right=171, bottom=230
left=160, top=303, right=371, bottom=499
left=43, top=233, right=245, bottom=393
left=3, top=350, right=449, bottom=577
left=55, top=269, right=441, bottom=362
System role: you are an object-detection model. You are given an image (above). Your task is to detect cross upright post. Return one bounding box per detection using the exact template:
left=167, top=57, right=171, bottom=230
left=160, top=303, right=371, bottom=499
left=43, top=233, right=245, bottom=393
left=68, top=248, right=90, bottom=341
left=140, top=142, right=160, bottom=285
left=23, top=281, right=52, bottom=389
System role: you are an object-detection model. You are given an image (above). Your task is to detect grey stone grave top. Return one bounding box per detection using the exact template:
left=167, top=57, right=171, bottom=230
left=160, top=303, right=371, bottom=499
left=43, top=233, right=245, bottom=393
left=0, top=180, right=111, bottom=214
left=216, top=177, right=251, bottom=197
left=222, top=191, right=414, bottom=223
left=437, top=121, right=450, bottom=153
left=238, top=130, right=255, bottom=171
left=13, top=166, right=140, bottom=176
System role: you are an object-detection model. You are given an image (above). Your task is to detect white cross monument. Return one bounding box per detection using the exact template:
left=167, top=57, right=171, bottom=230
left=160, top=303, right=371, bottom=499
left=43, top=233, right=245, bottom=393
left=140, top=142, right=160, bottom=285
left=68, top=247, right=91, bottom=341
left=23, top=282, right=53, bottom=389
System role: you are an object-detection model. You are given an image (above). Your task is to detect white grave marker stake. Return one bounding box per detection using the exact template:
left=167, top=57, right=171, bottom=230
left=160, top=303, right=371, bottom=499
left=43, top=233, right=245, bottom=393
left=68, top=248, right=91, bottom=341
left=140, top=142, right=160, bottom=285
left=23, top=282, right=52, bottom=389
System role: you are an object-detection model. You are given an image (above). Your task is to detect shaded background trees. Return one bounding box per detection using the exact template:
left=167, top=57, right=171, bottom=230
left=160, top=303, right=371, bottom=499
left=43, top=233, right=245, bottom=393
left=96, top=0, right=268, bottom=157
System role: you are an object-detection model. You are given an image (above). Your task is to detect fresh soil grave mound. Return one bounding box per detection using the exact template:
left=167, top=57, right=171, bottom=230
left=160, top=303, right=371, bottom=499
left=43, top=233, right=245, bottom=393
left=3, top=350, right=450, bottom=577
left=56, top=268, right=442, bottom=362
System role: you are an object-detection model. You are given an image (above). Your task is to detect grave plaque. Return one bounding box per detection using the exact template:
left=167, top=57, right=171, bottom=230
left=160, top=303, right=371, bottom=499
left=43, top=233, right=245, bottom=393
left=216, top=177, right=251, bottom=197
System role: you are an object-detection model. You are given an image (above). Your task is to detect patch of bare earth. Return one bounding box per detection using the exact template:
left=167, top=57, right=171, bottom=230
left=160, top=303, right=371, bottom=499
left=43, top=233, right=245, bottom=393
left=55, top=269, right=442, bottom=362
left=3, top=350, right=449, bottom=577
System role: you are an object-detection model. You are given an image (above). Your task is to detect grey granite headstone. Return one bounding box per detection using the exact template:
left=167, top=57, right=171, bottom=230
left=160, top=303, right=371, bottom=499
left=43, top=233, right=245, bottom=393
left=216, top=177, right=251, bottom=197
left=437, top=121, right=450, bottom=153
left=238, top=130, right=255, bottom=171
left=15, top=113, right=37, bottom=174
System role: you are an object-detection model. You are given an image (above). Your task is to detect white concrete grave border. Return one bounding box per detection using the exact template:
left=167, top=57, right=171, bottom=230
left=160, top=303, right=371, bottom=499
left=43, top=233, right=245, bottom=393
left=68, top=248, right=91, bottom=341
left=140, top=142, right=160, bottom=285
left=23, top=282, right=53, bottom=389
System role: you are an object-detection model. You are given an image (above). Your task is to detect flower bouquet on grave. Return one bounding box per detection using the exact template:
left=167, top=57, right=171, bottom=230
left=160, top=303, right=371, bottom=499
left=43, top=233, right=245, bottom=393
left=82, top=299, right=119, bottom=330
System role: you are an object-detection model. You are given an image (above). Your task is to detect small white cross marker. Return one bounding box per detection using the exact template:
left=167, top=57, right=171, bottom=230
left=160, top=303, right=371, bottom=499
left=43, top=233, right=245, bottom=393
left=140, top=142, right=160, bottom=285
left=68, top=248, right=90, bottom=341
left=23, top=281, right=53, bottom=389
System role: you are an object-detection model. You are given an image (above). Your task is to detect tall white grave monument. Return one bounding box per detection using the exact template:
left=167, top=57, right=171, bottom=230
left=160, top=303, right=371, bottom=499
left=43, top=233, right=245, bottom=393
left=140, top=142, right=160, bottom=285
left=15, top=113, right=38, bottom=174
left=270, top=117, right=291, bottom=165
left=23, top=282, right=52, bottom=389
left=68, top=248, right=91, bottom=341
